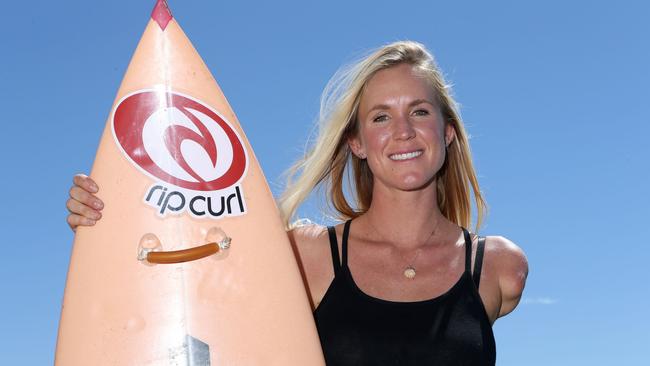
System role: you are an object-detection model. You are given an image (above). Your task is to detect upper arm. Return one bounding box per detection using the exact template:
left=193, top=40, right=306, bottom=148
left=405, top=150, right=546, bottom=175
left=488, top=236, right=529, bottom=318
left=287, top=223, right=333, bottom=309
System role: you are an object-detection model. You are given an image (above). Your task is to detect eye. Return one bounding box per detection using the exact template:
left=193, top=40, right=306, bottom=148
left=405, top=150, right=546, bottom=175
left=412, top=109, right=429, bottom=116
left=373, top=114, right=389, bottom=123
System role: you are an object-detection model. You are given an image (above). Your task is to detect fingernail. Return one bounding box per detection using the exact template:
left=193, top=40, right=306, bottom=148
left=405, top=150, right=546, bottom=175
left=90, top=184, right=98, bottom=192
left=93, top=201, right=103, bottom=209
left=87, top=219, right=96, bottom=225
left=92, top=212, right=101, bottom=220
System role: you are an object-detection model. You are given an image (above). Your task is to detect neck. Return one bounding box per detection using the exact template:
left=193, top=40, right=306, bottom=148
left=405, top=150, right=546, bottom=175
left=359, top=179, right=453, bottom=249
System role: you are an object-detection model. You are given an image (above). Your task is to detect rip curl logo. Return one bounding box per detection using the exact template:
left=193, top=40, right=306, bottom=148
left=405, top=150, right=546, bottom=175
left=112, top=90, right=248, bottom=219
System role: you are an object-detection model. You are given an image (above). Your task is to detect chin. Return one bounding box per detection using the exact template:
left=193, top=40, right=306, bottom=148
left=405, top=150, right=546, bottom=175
left=395, top=174, right=437, bottom=192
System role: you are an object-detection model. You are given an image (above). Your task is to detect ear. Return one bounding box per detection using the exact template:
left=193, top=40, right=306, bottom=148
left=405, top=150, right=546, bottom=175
left=444, top=123, right=456, bottom=147
left=347, top=135, right=366, bottom=159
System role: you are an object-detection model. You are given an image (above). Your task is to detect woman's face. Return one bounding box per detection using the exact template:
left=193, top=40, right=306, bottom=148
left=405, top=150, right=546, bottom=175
left=350, top=63, right=454, bottom=192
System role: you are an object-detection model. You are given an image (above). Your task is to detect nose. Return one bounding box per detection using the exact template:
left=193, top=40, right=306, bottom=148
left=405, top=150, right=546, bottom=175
left=392, top=114, right=416, bottom=140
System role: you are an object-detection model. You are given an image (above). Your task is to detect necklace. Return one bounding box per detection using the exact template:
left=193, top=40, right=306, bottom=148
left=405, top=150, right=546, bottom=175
left=402, top=225, right=437, bottom=279
left=364, top=217, right=440, bottom=279
left=403, top=251, right=421, bottom=279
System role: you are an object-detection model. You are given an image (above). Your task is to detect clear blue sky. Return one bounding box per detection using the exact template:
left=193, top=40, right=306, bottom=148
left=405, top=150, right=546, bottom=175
left=1, top=0, right=648, bottom=364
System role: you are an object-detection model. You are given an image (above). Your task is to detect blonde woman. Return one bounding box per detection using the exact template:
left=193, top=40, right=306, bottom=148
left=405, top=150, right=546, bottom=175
left=67, top=41, right=528, bottom=365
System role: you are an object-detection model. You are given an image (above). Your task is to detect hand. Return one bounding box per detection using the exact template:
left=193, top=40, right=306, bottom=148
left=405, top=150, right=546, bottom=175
left=66, top=174, right=104, bottom=232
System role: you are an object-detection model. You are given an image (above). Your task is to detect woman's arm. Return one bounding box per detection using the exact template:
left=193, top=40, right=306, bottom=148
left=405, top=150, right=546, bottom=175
left=287, top=224, right=334, bottom=310
left=489, top=236, right=529, bottom=318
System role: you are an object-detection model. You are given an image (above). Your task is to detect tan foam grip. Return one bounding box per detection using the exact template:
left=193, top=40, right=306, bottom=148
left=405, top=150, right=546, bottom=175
left=147, top=243, right=219, bottom=264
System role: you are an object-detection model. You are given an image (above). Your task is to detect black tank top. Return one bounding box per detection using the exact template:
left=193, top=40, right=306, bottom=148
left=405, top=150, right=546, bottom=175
left=313, top=220, right=496, bottom=365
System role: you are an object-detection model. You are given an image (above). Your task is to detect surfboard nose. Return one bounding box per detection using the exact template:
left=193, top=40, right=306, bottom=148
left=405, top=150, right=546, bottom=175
left=151, top=0, right=173, bottom=30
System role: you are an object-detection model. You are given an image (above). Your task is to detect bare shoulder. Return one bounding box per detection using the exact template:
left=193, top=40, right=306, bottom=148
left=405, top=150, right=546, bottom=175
left=288, top=222, right=328, bottom=242
left=484, top=235, right=529, bottom=317
left=287, top=223, right=330, bottom=260
left=287, top=222, right=335, bottom=309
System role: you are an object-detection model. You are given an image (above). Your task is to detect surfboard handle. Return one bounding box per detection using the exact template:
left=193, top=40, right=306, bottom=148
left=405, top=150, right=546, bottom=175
left=139, top=237, right=231, bottom=264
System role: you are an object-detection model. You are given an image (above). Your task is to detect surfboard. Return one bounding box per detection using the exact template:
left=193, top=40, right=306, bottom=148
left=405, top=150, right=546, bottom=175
left=55, top=1, right=325, bottom=365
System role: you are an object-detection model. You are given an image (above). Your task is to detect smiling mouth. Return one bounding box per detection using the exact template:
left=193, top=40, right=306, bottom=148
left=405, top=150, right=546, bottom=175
left=389, top=150, right=423, bottom=161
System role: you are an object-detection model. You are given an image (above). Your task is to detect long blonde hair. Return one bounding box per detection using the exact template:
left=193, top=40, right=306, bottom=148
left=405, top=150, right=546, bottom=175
left=278, top=41, right=486, bottom=231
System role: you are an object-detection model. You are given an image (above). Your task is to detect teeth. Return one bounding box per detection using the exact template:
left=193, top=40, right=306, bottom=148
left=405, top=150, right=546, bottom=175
left=389, top=150, right=422, bottom=161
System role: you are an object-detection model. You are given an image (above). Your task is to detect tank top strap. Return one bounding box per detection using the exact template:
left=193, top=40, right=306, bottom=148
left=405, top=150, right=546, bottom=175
left=326, top=226, right=341, bottom=274
left=462, top=227, right=472, bottom=273
left=341, top=219, right=352, bottom=267
left=473, top=236, right=486, bottom=289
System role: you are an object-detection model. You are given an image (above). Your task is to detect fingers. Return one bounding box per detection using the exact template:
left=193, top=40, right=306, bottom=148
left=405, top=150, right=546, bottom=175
left=67, top=173, right=104, bottom=232
left=69, top=178, right=104, bottom=210
left=66, top=195, right=102, bottom=220
left=73, top=173, right=99, bottom=194
left=67, top=213, right=96, bottom=232
left=66, top=197, right=101, bottom=232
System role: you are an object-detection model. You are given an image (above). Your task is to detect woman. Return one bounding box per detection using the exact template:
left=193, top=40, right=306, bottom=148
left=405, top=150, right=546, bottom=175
left=67, top=41, right=528, bottom=365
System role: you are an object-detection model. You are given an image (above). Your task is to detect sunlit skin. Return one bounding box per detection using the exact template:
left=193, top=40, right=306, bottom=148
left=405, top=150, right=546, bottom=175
left=350, top=63, right=454, bottom=194
left=66, top=63, right=528, bottom=325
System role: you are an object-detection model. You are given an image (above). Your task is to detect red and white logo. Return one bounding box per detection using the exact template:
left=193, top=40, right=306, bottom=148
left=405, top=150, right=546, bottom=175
left=112, top=90, right=248, bottom=191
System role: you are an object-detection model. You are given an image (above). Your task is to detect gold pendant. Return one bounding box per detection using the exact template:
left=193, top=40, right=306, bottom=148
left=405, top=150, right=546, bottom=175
left=404, top=266, right=416, bottom=279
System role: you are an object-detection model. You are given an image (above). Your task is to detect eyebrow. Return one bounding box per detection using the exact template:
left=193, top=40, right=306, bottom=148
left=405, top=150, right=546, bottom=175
left=366, top=99, right=436, bottom=114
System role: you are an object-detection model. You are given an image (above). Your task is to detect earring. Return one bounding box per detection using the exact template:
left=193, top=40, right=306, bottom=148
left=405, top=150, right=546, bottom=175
left=358, top=153, right=366, bottom=159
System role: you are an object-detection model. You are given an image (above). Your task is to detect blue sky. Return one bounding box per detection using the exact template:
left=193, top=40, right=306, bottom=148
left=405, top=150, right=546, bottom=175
left=1, top=0, right=648, bottom=364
